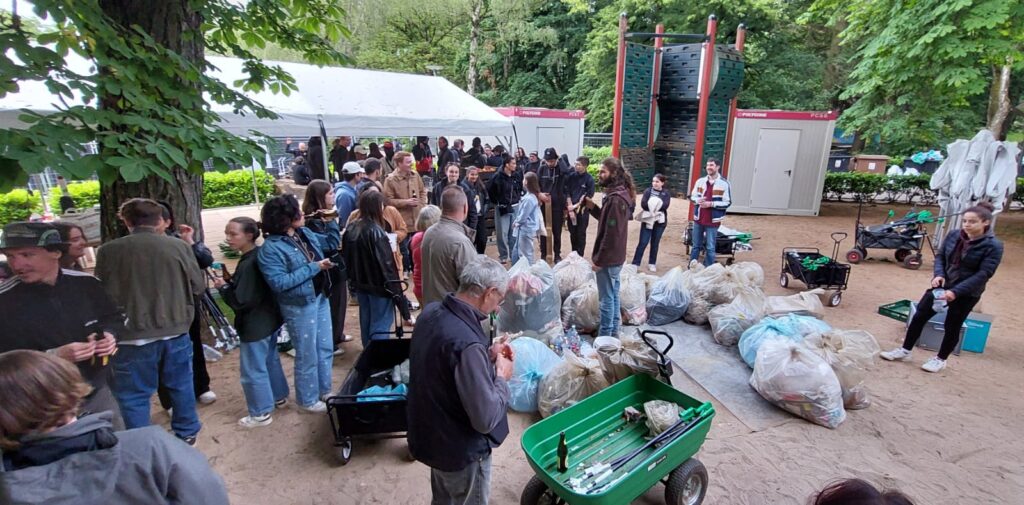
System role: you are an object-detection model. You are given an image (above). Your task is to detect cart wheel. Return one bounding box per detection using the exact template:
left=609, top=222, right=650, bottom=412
left=845, top=249, right=863, bottom=264
left=779, top=272, right=789, bottom=288
left=903, top=254, right=923, bottom=270
left=895, top=248, right=912, bottom=262
left=665, top=458, right=708, bottom=505
left=828, top=291, right=843, bottom=307
left=520, top=475, right=567, bottom=505
left=335, top=439, right=353, bottom=466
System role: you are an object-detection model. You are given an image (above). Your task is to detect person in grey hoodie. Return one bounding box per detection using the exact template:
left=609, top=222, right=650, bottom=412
left=0, top=350, right=228, bottom=505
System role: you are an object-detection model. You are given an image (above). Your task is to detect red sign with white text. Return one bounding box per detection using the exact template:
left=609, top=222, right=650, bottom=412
left=735, top=109, right=838, bottom=121
left=494, top=107, right=586, bottom=119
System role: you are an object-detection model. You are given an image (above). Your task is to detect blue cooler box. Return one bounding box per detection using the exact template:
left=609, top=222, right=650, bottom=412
left=961, top=312, right=994, bottom=353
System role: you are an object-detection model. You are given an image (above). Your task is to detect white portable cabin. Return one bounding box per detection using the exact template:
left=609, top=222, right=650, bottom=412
left=725, top=109, right=837, bottom=216
left=450, top=107, right=585, bottom=159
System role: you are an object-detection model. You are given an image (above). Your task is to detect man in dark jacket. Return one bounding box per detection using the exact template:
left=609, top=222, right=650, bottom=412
left=525, top=151, right=541, bottom=174
left=538, top=148, right=573, bottom=263
left=0, top=222, right=125, bottom=429
left=563, top=156, right=596, bottom=257
left=94, top=198, right=206, bottom=445
left=408, top=255, right=513, bottom=505
left=583, top=157, right=634, bottom=338
left=487, top=155, right=524, bottom=264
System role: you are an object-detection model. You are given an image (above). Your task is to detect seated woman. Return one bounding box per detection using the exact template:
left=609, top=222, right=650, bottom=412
left=0, top=349, right=229, bottom=504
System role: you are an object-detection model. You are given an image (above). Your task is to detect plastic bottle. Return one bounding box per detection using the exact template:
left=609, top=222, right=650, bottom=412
left=931, top=289, right=947, bottom=312
left=565, top=325, right=581, bottom=356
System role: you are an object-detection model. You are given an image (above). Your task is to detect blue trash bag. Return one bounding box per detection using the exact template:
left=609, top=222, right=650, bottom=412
left=509, top=337, right=563, bottom=412
left=357, top=383, right=408, bottom=402
left=738, top=314, right=832, bottom=367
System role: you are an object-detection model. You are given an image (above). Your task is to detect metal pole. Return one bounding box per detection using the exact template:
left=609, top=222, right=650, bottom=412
left=611, top=13, right=628, bottom=159
left=688, top=14, right=718, bottom=220
left=721, top=23, right=745, bottom=178
left=647, top=24, right=665, bottom=149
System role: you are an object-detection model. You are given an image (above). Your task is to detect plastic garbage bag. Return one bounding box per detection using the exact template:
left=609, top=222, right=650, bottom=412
left=537, top=353, right=610, bottom=417
left=643, top=400, right=680, bottom=436
left=553, top=252, right=594, bottom=299
left=689, top=262, right=765, bottom=305
left=738, top=314, right=832, bottom=367
left=729, top=262, right=765, bottom=288
left=750, top=338, right=846, bottom=428
left=640, top=273, right=660, bottom=299
left=765, top=288, right=826, bottom=319
left=683, top=295, right=712, bottom=325
left=887, top=165, right=905, bottom=177
left=391, top=359, right=411, bottom=385
left=357, top=383, right=408, bottom=402
left=594, top=334, right=659, bottom=384
left=508, top=337, right=564, bottom=412
left=646, top=267, right=692, bottom=326
left=802, top=330, right=880, bottom=410
left=562, top=281, right=601, bottom=333
left=709, top=288, right=767, bottom=346
left=499, top=258, right=563, bottom=344
left=619, top=265, right=648, bottom=325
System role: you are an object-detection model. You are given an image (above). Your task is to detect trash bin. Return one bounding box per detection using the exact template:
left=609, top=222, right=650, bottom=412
left=902, top=157, right=940, bottom=174
left=827, top=153, right=852, bottom=172
left=851, top=154, right=889, bottom=174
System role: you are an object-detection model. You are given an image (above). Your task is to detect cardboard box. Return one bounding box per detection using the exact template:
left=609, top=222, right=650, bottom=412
left=851, top=154, right=889, bottom=173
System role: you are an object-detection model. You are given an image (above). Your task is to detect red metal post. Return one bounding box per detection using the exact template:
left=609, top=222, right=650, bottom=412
left=647, top=24, right=665, bottom=148
left=721, top=24, right=746, bottom=178
left=611, top=13, right=628, bottom=159
left=688, top=15, right=718, bottom=219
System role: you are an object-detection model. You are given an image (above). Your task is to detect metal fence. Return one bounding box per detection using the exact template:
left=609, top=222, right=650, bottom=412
left=583, top=133, right=612, bottom=147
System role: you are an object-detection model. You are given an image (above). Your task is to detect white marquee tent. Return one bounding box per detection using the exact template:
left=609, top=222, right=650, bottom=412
left=0, top=55, right=514, bottom=138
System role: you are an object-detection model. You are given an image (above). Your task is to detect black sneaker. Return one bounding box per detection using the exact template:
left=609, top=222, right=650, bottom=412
left=180, top=435, right=198, bottom=447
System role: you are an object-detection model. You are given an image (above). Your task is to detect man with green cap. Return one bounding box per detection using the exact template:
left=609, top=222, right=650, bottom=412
left=0, top=221, right=126, bottom=429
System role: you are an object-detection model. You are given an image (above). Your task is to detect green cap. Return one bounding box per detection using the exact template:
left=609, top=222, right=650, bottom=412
left=0, top=222, right=64, bottom=250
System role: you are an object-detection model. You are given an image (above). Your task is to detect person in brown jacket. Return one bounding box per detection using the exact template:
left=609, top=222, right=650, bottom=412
left=383, top=151, right=425, bottom=275
left=582, top=157, right=635, bottom=337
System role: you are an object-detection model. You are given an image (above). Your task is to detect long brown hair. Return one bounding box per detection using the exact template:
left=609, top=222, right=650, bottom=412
left=0, top=350, right=92, bottom=450
left=357, top=189, right=386, bottom=227
left=523, top=171, right=541, bottom=195
left=302, top=179, right=332, bottom=215
left=601, top=157, right=636, bottom=201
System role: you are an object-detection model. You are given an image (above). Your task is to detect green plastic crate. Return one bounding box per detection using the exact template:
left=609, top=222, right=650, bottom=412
left=878, top=299, right=913, bottom=322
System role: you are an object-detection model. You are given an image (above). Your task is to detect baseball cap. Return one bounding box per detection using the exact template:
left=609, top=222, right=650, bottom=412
left=543, top=147, right=558, bottom=161
left=0, top=222, right=64, bottom=250
left=353, top=144, right=368, bottom=155
left=341, top=161, right=365, bottom=174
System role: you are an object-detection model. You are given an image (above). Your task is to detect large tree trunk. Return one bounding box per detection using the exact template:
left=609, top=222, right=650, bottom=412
left=466, top=0, right=485, bottom=95
left=97, top=0, right=204, bottom=241
left=986, top=61, right=1014, bottom=140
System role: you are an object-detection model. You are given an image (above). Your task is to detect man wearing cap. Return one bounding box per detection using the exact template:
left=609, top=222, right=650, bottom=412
left=0, top=222, right=126, bottom=429
left=334, top=161, right=365, bottom=225
left=538, top=147, right=573, bottom=263
left=352, top=143, right=369, bottom=161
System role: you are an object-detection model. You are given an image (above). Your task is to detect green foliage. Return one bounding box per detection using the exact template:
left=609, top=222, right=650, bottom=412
left=202, top=170, right=276, bottom=209
left=810, top=0, right=1024, bottom=154
left=0, top=0, right=349, bottom=192
left=1015, top=178, right=1024, bottom=207
left=48, top=181, right=101, bottom=211
left=822, top=172, right=937, bottom=204
left=0, top=189, right=42, bottom=226
left=582, top=145, right=612, bottom=162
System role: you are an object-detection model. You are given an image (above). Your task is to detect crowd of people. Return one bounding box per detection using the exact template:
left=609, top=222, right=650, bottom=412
left=2, top=133, right=1001, bottom=505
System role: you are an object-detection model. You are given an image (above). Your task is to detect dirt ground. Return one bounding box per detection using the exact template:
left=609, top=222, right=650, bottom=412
left=181, top=198, right=1023, bottom=504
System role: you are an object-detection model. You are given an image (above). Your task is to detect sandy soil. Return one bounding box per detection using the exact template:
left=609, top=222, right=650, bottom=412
left=179, top=199, right=1024, bottom=504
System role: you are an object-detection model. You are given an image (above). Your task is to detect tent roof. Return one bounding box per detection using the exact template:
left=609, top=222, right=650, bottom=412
left=0, top=55, right=513, bottom=137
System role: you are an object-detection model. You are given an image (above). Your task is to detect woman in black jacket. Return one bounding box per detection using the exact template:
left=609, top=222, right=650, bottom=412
left=342, top=191, right=411, bottom=346
left=464, top=166, right=490, bottom=253
left=302, top=180, right=350, bottom=353
left=214, top=217, right=289, bottom=427
left=881, top=202, right=1003, bottom=373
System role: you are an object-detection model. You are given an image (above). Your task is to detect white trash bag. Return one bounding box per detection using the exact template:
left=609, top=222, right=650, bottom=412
left=537, top=353, right=610, bottom=417
left=553, top=252, right=594, bottom=300
left=709, top=288, right=767, bottom=346
left=646, top=267, right=692, bottom=326
left=766, top=288, right=827, bottom=319
left=498, top=258, right=563, bottom=344
left=619, top=265, right=648, bottom=325
left=562, top=281, right=601, bottom=333
left=750, top=338, right=847, bottom=429
left=802, top=330, right=880, bottom=410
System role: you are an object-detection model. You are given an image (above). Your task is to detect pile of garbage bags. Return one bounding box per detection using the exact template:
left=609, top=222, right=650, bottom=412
left=498, top=259, right=564, bottom=343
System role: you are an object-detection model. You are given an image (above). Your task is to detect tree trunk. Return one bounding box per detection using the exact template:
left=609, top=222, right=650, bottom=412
left=986, top=60, right=1013, bottom=140
left=467, top=0, right=485, bottom=95
left=97, top=0, right=204, bottom=241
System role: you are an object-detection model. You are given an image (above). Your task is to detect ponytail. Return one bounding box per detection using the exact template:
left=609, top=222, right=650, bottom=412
left=229, top=217, right=261, bottom=243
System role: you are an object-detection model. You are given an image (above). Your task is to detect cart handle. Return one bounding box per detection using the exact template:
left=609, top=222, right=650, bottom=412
left=638, top=329, right=675, bottom=382
left=830, top=232, right=848, bottom=243
left=782, top=247, right=821, bottom=254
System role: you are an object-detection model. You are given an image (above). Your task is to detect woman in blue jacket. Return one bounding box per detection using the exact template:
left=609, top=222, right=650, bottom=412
left=881, top=202, right=1003, bottom=373
left=511, top=171, right=543, bottom=265
left=257, top=195, right=339, bottom=412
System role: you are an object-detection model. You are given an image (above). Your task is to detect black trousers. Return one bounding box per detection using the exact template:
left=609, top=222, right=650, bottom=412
left=329, top=276, right=349, bottom=348
left=566, top=212, right=590, bottom=258
left=538, top=202, right=565, bottom=260
left=474, top=207, right=490, bottom=254
left=158, top=309, right=210, bottom=409
left=902, top=288, right=980, bottom=360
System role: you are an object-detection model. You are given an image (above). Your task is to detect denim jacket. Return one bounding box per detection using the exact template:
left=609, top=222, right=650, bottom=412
left=257, top=223, right=340, bottom=306
left=513, top=193, right=542, bottom=238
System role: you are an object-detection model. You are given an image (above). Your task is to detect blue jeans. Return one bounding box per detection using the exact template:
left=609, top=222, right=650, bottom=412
left=494, top=208, right=514, bottom=261
left=111, top=334, right=200, bottom=438
left=240, top=332, right=290, bottom=417
left=280, top=295, right=333, bottom=407
left=632, top=224, right=667, bottom=266
left=595, top=265, right=623, bottom=337
left=356, top=291, right=395, bottom=347
left=510, top=231, right=535, bottom=265
left=690, top=222, right=719, bottom=266
left=430, top=454, right=492, bottom=505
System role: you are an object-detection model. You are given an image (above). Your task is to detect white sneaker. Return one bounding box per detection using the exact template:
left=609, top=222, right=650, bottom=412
left=410, top=301, right=421, bottom=311
left=880, top=348, right=912, bottom=361
left=333, top=347, right=345, bottom=356
left=286, top=348, right=297, bottom=357
left=299, top=401, right=327, bottom=413
left=198, top=391, right=217, bottom=405
left=921, top=357, right=947, bottom=373
left=342, top=334, right=354, bottom=342
left=238, top=414, right=273, bottom=428
left=648, top=264, right=657, bottom=273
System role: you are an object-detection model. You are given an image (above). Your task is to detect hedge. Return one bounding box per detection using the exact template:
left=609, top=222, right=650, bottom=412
left=0, top=189, right=43, bottom=226
left=48, top=181, right=102, bottom=211
left=823, top=172, right=1024, bottom=207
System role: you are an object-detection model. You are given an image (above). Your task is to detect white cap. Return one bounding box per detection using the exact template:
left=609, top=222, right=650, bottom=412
left=353, top=144, right=369, bottom=155
left=341, top=161, right=364, bottom=174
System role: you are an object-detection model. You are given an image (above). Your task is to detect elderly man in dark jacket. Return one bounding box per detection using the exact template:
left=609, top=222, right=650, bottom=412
left=408, top=255, right=513, bottom=505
